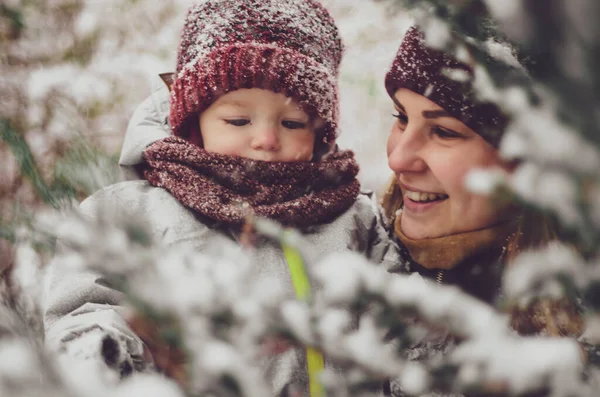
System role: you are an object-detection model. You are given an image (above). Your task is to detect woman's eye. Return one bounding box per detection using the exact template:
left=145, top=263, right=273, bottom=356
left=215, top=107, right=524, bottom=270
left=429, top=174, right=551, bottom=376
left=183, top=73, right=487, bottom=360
left=282, top=120, right=307, bottom=130
left=225, top=119, right=250, bottom=127
left=392, top=111, right=408, bottom=125
left=433, top=127, right=462, bottom=139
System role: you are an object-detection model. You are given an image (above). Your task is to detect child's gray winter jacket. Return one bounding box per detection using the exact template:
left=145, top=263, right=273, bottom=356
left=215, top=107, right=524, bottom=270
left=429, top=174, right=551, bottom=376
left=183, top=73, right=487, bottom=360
left=43, top=76, right=398, bottom=395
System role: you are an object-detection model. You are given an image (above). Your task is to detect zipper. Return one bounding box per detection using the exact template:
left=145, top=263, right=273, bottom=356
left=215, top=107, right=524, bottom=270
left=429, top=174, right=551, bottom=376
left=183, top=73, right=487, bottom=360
left=436, top=270, right=443, bottom=285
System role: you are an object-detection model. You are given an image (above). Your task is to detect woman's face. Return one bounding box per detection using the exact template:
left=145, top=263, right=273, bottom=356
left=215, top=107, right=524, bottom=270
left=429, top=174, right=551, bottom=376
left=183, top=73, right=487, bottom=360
left=387, top=88, right=510, bottom=239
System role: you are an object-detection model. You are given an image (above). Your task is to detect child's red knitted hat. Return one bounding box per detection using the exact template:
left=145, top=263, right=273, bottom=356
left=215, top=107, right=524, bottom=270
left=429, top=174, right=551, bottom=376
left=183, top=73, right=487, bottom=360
left=170, top=0, right=344, bottom=152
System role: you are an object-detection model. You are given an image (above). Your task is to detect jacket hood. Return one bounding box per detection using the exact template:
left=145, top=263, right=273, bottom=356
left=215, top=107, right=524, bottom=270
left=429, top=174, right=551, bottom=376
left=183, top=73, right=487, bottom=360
left=119, top=74, right=172, bottom=180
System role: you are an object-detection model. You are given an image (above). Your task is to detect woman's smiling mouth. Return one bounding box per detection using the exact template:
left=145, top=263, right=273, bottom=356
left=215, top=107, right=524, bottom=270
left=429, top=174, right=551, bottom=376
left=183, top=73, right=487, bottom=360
left=405, top=190, right=448, bottom=202
left=403, top=189, right=449, bottom=213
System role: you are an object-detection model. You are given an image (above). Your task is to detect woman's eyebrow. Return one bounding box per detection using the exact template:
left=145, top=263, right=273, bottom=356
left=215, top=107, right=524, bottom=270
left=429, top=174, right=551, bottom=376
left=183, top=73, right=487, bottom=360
left=423, top=109, right=451, bottom=119
left=393, top=96, right=450, bottom=119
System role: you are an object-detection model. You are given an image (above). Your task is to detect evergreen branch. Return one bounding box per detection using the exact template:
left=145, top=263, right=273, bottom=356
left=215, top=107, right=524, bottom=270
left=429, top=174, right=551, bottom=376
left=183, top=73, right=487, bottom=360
left=0, top=120, right=59, bottom=207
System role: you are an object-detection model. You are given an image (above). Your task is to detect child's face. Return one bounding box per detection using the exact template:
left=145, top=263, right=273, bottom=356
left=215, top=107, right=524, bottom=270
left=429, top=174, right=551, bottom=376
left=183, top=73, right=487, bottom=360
left=199, top=89, right=316, bottom=162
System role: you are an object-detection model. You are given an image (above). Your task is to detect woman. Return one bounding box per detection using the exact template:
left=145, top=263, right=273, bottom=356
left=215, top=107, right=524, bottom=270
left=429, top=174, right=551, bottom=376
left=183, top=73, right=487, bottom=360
left=378, top=25, right=588, bottom=397
left=381, top=26, right=582, bottom=338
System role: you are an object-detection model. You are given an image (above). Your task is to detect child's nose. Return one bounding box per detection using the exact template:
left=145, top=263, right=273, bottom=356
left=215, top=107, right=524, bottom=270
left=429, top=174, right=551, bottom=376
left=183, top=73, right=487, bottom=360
left=251, top=128, right=281, bottom=151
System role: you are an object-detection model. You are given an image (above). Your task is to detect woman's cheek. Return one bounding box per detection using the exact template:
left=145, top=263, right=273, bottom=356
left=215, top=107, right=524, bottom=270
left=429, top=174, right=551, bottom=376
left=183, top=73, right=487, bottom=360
left=431, top=153, right=469, bottom=194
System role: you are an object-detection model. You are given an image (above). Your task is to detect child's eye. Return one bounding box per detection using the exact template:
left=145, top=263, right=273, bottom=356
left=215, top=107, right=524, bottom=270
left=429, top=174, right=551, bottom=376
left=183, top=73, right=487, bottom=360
left=433, top=126, right=463, bottom=139
left=225, top=119, right=250, bottom=127
left=282, top=120, right=307, bottom=130
left=392, top=111, right=408, bottom=125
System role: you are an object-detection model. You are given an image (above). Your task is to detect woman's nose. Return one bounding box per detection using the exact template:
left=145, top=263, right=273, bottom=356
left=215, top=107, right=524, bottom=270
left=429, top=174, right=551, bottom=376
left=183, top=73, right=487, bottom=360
left=250, top=127, right=281, bottom=151
left=387, top=125, right=427, bottom=174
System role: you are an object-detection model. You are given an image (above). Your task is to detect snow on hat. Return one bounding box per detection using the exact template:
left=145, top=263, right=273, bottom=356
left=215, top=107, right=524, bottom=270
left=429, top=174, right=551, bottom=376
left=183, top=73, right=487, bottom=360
left=170, top=0, right=343, bottom=152
left=385, top=26, right=507, bottom=147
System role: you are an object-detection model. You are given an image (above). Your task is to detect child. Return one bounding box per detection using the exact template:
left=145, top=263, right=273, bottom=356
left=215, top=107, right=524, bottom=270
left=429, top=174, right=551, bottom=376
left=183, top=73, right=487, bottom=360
left=43, top=0, right=396, bottom=394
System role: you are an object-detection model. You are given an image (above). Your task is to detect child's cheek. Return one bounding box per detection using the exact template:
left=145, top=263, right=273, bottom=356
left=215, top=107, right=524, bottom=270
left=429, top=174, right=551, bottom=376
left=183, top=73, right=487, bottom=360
left=290, top=137, right=314, bottom=161
left=204, top=134, right=246, bottom=157
left=294, top=147, right=312, bottom=161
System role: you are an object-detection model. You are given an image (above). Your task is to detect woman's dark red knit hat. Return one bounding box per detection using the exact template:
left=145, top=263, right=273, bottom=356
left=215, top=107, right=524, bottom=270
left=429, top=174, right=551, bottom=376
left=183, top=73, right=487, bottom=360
left=170, top=0, right=344, bottom=152
left=385, top=26, right=507, bottom=147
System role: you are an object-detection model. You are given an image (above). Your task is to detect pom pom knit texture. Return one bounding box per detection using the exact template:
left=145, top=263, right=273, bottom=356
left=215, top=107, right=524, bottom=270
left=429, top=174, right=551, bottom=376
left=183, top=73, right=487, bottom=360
left=170, top=0, right=344, bottom=149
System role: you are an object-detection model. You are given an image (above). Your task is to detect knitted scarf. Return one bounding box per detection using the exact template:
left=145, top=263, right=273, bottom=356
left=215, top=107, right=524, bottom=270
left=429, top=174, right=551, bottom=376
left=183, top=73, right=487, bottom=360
left=394, top=215, right=517, bottom=270
left=142, top=137, right=360, bottom=229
